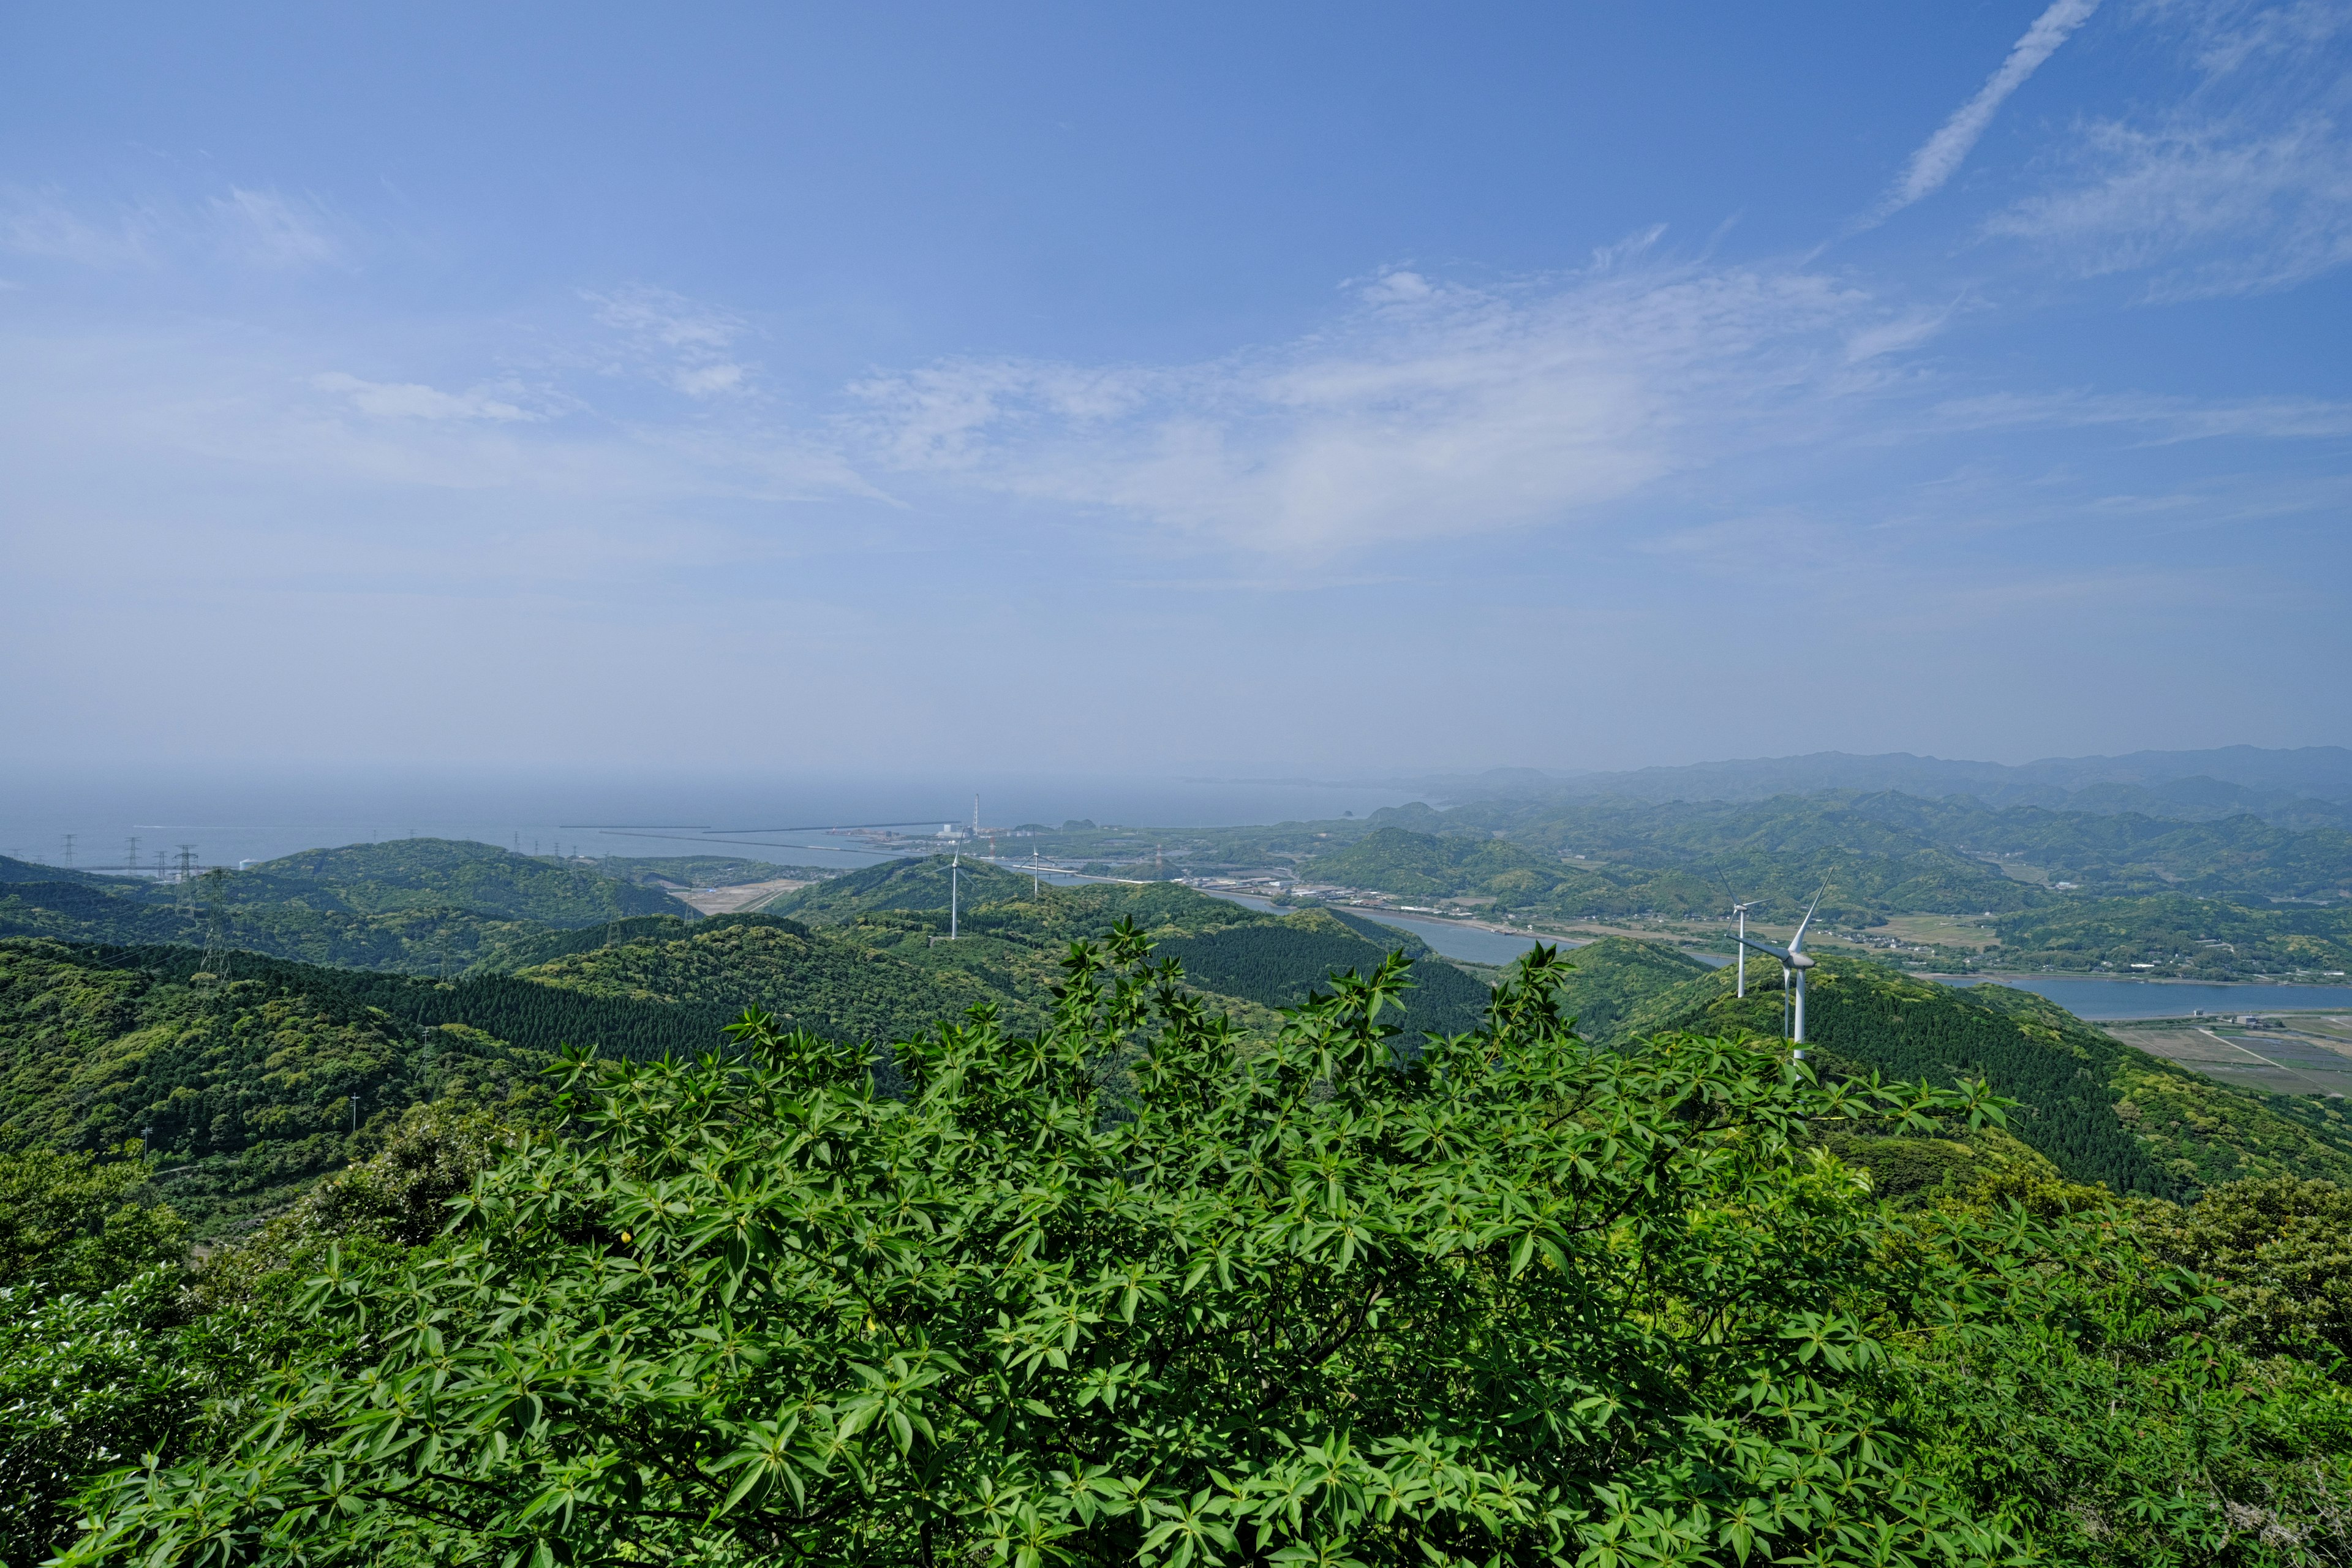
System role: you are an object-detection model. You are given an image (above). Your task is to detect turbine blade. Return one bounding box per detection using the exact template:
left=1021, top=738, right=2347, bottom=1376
left=1733, top=933, right=1793, bottom=961
left=1791, top=888, right=1823, bottom=948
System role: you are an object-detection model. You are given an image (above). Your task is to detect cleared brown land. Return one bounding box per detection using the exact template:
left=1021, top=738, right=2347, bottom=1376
left=671, top=877, right=810, bottom=916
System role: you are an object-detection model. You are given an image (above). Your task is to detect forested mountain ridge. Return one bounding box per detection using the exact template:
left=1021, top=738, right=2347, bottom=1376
left=594, top=854, right=834, bottom=889
left=1613, top=954, right=2352, bottom=1197
left=0, top=840, right=697, bottom=976
left=1268, top=791, right=2352, bottom=976
left=1413, top=745, right=2352, bottom=812
left=0, top=878, right=540, bottom=974
left=1537, top=936, right=1713, bottom=1041
left=236, top=839, right=697, bottom=923
left=1359, top=791, right=2352, bottom=908
left=1989, top=894, right=2352, bottom=978
left=1302, top=816, right=2035, bottom=924
left=516, top=915, right=1035, bottom=1039
left=774, top=856, right=1498, bottom=1038
left=0, top=864, right=1502, bottom=1231
left=0, top=938, right=556, bottom=1232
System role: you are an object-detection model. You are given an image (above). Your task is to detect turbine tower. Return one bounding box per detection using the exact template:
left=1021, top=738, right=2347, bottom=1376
left=1728, top=897, right=1759, bottom=998
left=1729, top=891, right=1823, bottom=1058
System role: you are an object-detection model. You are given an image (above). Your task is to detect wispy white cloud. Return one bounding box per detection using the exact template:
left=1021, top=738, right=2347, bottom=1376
left=584, top=285, right=756, bottom=398
left=311, top=372, right=534, bottom=422
left=0, top=184, right=342, bottom=272
left=1988, top=114, right=2352, bottom=296
left=1872, top=0, right=2103, bottom=221
left=1934, top=386, right=2352, bottom=439
left=209, top=187, right=340, bottom=270
left=0, top=189, right=157, bottom=266
left=1843, top=303, right=1956, bottom=363
left=1980, top=0, right=2352, bottom=296
left=854, top=258, right=1910, bottom=554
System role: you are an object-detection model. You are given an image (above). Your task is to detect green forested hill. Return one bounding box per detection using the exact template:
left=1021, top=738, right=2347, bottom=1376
left=773, top=857, right=1498, bottom=1038
left=0, top=880, right=538, bottom=974
left=0, top=839, right=698, bottom=976
left=516, top=916, right=1027, bottom=1041
left=1543, top=937, right=1713, bottom=1041
left=0, top=938, right=555, bottom=1232
left=0, top=862, right=1512, bottom=1236
left=1294, top=827, right=1575, bottom=902
left=1986, top=893, right=2352, bottom=978
left=0, top=855, right=124, bottom=886
left=1617, top=955, right=2352, bottom=1197
left=1335, top=791, right=2352, bottom=914
left=240, top=839, right=695, bottom=923
left=766, top=856, right=1037, bottom=921
left=1153, top=908, right=1490, bottom=1037
left=1298, top=816, right=2034, bottom=925
left=467, top=915, right=706, bottom=973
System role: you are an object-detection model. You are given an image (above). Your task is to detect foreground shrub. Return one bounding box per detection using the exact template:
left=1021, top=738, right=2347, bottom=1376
left=58, top=932, right=2352, bottom=1565
left=66, top=933, right=2023, bottom=1566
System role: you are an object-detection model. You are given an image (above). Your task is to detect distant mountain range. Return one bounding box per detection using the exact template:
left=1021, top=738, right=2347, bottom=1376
left=1404, top=747, right=2352, bottom=821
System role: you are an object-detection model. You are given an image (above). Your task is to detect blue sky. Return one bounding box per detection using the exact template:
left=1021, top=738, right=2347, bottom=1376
left=4, top=1, right=2348, bottom=775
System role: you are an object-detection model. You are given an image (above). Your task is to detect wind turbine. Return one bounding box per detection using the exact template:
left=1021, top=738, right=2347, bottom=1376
left=1727, top=895, right=1760, bottom=998
left=1730, top=890, right=1823, bottom=1058
left=1709, top=867, right=1760, bottom=999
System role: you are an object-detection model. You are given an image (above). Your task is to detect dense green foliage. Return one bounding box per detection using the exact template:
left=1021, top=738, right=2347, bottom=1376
left=0, top=855, right=1520, bottom=1240
left=0, top=940, right=561, bottom=1229
left=0, top=1146, right=187, bottom=1295
left=2135, top=1175, right=2352, bottom=1360
left=1534, top=937, right=1711, bottom=1042
left=56, top=938, right=2020, bottom=1565
left=0, top=1107, right=523, bottom=1568
left=1152, top=908, right=1490, bottom=1037
left=2, top=1272, right=214, bottom=1567
left=466, top=914, right=705, bottom=973
left=46, top=937, right=2352, bottom=1566
left=1621, top=955, right=2352, bottom=1198
left=1, top=921, right=2348, bottom=1564
left=517, top=916, right=1022, bottom=1042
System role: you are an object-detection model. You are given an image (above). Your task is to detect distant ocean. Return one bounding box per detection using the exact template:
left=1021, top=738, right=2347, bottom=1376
left=0, top=768, right=1417, bottom=876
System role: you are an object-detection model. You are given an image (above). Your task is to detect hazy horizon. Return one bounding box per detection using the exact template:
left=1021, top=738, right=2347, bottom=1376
left=7, top=739, right=2348, bottom=873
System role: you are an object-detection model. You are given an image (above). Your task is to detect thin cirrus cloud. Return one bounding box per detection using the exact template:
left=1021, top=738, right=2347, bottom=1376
left=1932, top=387, right=2352, bottom=441
left=310, top=372, right=535, bottom=423
left=0, top=184, right=341, bottom=272
left=1982, top=0, right=2352, bottom=297
left=852, top=259, right=1916, bottom=556
left=584, top=285, right=756, bottom=399
left=1988, top=115, right=2352, bottom=298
